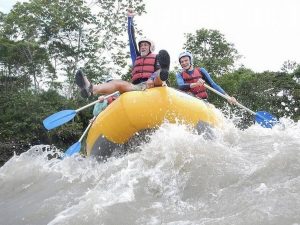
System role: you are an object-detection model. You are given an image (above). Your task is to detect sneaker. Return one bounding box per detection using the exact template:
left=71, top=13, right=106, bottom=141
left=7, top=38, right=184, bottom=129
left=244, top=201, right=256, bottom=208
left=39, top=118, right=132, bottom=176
left=157, top=50, right=170, bottom=81
left=75, top=70, right=93, bottom=98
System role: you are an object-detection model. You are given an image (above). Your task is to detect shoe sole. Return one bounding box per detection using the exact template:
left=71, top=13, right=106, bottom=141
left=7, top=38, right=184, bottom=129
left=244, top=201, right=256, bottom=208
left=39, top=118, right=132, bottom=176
left=158, top=50, right=170, bottom=81
left=75, top=70, right=85, bottom=89
left=160, top=69, right=169, bottom=81
left=75, top=70, right=89, bottom=98
left=158, top=50, right=170, bottom=69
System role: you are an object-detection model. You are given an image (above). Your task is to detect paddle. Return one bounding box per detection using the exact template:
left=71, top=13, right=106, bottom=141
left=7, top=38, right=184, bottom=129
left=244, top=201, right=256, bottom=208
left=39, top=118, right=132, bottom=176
left=64, top=117, right=95, bottom=157
left=204, top=84, right=278, bottom=128
left=43, top=91, right=119, bottom=130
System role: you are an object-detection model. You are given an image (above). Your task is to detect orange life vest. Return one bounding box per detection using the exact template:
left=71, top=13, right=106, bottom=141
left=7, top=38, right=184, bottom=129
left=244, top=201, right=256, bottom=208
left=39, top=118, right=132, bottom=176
left=131, top=53, right=156, bottom=82
left=181, top=68, right=208, bottom=99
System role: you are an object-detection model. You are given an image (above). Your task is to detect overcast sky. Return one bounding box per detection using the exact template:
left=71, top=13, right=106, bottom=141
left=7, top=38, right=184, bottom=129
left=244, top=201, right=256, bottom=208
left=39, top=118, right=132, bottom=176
left=135, top=0, right=300, bottom=72
left=2, top=0, right=300, bottom=72
left=0, top=0, right=21, bottom=13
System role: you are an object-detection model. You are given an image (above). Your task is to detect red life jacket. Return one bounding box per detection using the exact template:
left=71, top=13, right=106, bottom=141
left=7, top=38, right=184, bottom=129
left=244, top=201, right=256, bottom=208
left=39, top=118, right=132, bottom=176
left=131, top=53, right=156, bottom=82
left=181, top=68, right=208, bottom=99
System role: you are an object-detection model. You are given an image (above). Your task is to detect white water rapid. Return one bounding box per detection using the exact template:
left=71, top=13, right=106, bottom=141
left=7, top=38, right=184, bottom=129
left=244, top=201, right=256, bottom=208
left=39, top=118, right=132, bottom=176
left=0, top=119, right=299, bottom=225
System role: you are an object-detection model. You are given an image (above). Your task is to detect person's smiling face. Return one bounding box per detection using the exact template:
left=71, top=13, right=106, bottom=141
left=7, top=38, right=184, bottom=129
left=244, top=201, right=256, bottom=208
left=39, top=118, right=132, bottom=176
left=180, top=56, right=192, bottom=70
left=139, top=42, right=151, bottom=56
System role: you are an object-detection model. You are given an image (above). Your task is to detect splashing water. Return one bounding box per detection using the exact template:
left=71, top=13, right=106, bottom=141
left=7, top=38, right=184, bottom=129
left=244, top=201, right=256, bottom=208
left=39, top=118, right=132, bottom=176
left=0, top=119, right=299, bottom=225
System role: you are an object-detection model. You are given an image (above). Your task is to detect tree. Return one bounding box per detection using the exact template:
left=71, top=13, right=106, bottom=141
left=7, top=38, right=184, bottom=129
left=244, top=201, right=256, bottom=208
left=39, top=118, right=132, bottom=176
left=183, top=29, right=240, bottom=77
left=210, top=67, right=300, bottom=127
left=0, top=38, right=54, bottom=92
left=281, top=60, right=298, bottom=74
left=1, top=0, right=145, bottom=95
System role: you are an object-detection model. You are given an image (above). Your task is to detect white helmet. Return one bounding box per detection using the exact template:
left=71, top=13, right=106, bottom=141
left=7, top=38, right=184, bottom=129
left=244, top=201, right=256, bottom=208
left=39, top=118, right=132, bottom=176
left=178, top=51, right=193, bottom=64
left=138, top=37, right=155, bottom=53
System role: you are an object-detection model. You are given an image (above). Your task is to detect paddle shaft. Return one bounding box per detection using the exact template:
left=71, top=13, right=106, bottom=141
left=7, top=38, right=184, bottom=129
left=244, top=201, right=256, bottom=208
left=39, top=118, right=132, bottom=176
left=75, top=91, right=120, bottom=113
left=76, top=91, right=120, bottom=142
left=78, top=117, right=95, bottom=142
left=204, top=84, right=256, bottom=115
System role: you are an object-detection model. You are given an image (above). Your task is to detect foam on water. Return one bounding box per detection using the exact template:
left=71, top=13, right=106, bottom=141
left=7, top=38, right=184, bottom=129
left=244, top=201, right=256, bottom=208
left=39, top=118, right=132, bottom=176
left=0, top=118, right=299, bottom=225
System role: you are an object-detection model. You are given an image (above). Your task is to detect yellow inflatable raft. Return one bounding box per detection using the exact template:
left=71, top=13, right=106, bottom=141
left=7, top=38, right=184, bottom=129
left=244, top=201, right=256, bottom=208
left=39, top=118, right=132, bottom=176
left=85, top=87, right=223, bottom=159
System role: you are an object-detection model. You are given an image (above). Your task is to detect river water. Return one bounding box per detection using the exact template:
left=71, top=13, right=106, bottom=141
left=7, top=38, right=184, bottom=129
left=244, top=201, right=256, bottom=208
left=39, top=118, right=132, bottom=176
left=0, top=118, right=299, bottom=225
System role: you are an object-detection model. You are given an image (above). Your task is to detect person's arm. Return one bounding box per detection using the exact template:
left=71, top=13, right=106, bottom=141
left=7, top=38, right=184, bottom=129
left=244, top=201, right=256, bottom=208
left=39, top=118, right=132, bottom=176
left=200, top=68, right=237, bottom=104
left=176, top=72, right=191, bottom=91
left=200, top=68, right=226, bottom=94
left=128, top=16, right=139, bottom=65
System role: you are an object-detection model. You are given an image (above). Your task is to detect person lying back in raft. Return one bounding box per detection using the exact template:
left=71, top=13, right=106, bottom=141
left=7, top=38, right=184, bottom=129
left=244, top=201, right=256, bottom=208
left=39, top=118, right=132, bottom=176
left=176, top=51, right=237, bottom=104
left=75, top=8, right=170, bottom=98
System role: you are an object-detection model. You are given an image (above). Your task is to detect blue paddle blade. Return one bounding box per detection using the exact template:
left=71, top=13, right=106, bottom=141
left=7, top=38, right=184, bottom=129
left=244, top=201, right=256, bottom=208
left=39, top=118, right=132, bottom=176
left=43, top=109, right=76, bottom=130
left=64, top=142, right=81, bottom=157
left=255, top=111, right=278, bottom=128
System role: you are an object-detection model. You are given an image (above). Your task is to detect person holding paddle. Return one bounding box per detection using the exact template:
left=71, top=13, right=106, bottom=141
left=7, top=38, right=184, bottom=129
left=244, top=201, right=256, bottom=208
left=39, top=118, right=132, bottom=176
left=176, top=51, right=237, bottom=104
left=75, top=8, right=170, bottom=98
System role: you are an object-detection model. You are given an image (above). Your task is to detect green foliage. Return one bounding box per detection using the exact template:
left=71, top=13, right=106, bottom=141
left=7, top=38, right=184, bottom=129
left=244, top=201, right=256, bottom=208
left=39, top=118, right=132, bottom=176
left=209, top=67, right=300, bottom=126
left=1, top=0, right=145, bottom=94
left=121, top=66, right=133, bottom=82
left=0, top=89, right=89, bottom=150
left=281, top=60, right=298, bottom=74
left=293, top=65, right=300, bottom=78
left=168, top=70, right=177, bottom=88
left=0, top=38, right=55, bottom=90
left=183, top=29, right=240, bottom=77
